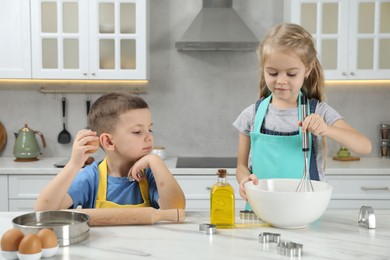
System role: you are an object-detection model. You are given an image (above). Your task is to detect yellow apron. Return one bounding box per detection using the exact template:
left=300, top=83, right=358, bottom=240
left=95, top=158, right=151, bottom=208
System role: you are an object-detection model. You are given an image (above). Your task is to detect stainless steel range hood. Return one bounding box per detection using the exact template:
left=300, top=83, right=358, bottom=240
left=175, top=0, right=259, bottom=51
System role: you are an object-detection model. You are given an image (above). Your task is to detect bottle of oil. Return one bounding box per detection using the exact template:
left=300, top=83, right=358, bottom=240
left=210, top=169, right=235, bottom=228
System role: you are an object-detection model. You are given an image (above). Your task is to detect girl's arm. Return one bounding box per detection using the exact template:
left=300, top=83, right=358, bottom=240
left=303, top=115, right=372, bottom=154
left=35, top=130, right=99, bottom=211
left=129, top=154, right=186, bottom=209
left=236, top=133, right=258, bottom=201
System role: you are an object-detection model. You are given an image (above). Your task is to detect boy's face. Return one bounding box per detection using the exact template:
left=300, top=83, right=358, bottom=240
left=263, top=49, right=311, bottom=107
left=110, top=108, right=154, bottom=160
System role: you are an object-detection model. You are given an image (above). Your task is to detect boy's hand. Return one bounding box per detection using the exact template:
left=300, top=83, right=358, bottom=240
left=68, top=129, right=99, bottom=168
left=128, top=154, right=161, bottom=182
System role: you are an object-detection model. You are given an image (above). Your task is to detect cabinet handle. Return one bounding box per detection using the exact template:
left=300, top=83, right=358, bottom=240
left=207, top=187, right=212, bottom=190
left=361, top=186, right=389, bottom=191
left=350, top=72, right=355, bottom=76
left=83, top=73, right=87, bottom=76
left=342, top=72, right=347, bottom=76
left=91, top=73, right=96, bottom=76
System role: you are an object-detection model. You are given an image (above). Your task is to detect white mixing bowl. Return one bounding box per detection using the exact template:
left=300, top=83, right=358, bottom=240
left=245, top=179, right=332, bottom=229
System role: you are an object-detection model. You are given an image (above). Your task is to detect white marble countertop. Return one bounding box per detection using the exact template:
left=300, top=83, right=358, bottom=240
left=1, top=210, right=389, bottom=259
left=0, top=157, right=389, bottom=175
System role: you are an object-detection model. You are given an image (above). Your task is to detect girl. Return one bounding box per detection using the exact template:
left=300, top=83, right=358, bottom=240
left=233, top=23, right=372, bottom=201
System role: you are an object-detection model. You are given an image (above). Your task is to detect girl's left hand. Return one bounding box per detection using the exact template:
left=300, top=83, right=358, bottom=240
left=300, top=114, right=329, bottom=136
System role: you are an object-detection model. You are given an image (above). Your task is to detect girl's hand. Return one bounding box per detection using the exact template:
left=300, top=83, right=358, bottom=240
left=301, top=114, right=329, bottom=137
left=68, top=129, right=99, bottom=168
left=128, top=154, right=160, bottom=182
left=239, top=174, right=258, bottom=201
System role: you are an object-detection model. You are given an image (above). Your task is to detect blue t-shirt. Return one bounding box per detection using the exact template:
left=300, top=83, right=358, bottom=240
left=67, top=160, right=160, bottom=209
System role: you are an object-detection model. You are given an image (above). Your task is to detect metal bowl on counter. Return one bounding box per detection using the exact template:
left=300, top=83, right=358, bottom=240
left=12, top=211, right=90, bottom=246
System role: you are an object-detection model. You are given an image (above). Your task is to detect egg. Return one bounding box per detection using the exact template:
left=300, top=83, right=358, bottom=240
left=1, top=228, right=24, bottom=251
left=86, top=139, right=99, bottom=153
left=37, top=229, right=58, bottom=249
left=18, top=234, right=42, bottom=254
left=37, top=229, right=59, bottom=258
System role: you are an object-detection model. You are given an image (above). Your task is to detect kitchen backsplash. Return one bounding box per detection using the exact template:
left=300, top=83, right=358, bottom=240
left=0, top=0, right=388, bottom=159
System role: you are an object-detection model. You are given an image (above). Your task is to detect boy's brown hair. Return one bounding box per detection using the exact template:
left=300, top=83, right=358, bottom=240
left=88, top=91, right=149, bottom=136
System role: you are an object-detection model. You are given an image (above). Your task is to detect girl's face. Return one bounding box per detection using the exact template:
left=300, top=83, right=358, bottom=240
left=110, top=108, right=154, bottom=160
left=263, top=49, right=312, bottom=108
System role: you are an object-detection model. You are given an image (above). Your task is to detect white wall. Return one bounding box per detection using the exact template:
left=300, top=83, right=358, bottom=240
left=0, top=0, right=388, bottom=159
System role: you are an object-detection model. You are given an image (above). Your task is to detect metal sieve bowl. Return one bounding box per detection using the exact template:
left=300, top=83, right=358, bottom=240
left=12, top=211, right=90, bottom=246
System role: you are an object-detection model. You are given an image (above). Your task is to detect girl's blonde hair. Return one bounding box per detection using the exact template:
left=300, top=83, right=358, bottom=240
left=258, top=23, right=325, bottom=102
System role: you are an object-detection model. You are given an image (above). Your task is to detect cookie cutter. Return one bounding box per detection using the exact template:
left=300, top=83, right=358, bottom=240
left=258, top=232, right=281, bottom=244
left=358, top=206, right=376, bottom=229
left=259, top=233, right=303, bottom=257
left=240, top=210, right=259, bottom=220
left=277, top=241, right=303, bottom=258
left=199, top=223, right=217, bottom=235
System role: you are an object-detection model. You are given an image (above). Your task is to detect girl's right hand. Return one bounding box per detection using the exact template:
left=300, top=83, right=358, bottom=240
left=68, top=129, right=99, bottom=169
left=239, top=174, right=258, bottom=201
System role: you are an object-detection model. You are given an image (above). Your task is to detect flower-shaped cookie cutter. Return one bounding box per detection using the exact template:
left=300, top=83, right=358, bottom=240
left=199, top=223, right=217, bottom=235
left=258, top=232, right=281, bottom=244
left=277, top=241, right=303, bottom=258
left=259, top=232, right=303, bottom=258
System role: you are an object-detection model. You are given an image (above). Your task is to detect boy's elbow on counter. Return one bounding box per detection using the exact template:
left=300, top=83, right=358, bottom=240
left=173, top=195, right=186, bottom=210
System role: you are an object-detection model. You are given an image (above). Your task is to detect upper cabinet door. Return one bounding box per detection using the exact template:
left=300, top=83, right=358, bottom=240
left=348, top=1, right=390, bottom=79
left=89, top=0, right=148, bottom=80
left=0, top=0, right=31, bottom=78
left=31, top=0, right=89, bottom=79
left=31, top=0, right=148, bottom=80
left=286, top=0, right=390, bottom=80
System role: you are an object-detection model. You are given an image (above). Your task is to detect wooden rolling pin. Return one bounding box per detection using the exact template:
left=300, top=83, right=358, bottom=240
left=71, top=208, right=185, bottom=226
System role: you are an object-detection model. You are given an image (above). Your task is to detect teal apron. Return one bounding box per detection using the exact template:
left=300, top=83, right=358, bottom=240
left=246, top=93, right=312, bottom=209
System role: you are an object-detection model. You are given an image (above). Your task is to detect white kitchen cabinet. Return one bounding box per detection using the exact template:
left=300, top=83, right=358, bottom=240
left=8, top=175, right=53, bottom=211
left=9, top=200, right=37, bottom=212
left=0, top=176, right=9, bottom=211
left=31, top=0, right=148, bottom=80
left=285, top=0, right=390, bottom=80
left=0, top=0, right=31, bottom=78
left=327, top=175, right=390, bottom=209
left=175, top=174, right=246, bottom=211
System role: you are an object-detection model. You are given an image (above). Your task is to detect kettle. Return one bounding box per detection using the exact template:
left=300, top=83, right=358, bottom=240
left=14, top=124, right=46, bottom=160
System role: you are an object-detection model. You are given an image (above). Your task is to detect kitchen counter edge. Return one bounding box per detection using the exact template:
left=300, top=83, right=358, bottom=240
left=0, top=157, right=389, bottom=175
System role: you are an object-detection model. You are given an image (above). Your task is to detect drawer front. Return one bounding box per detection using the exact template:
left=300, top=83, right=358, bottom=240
left=184, top=199, right=246, bottom=211
left=9, top=175, right=53, bottom=199
left=9, top=199, right=36, bottom=212
left=326, top=176, right=390, bottom=199
left=175, top=176, right=245, bottom=210
left=175, top=176, right=241, bottom=199
left=328, top=199, right=390, bottom=209
left=0, top=175, right=9, bottom=211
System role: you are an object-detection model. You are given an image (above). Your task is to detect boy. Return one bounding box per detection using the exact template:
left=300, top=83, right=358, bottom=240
left=36, top=92, right=185, bottom=210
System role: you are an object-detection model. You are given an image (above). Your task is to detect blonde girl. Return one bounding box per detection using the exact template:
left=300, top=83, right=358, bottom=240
left=233, top=23, right=371, bottom=202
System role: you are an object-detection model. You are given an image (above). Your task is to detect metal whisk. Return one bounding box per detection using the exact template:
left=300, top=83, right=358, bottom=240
left=296, top=94, right=314, bottom=192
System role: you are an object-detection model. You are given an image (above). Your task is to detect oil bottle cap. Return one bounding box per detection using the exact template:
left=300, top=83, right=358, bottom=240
left=217, top=168, right=227, bottom=177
